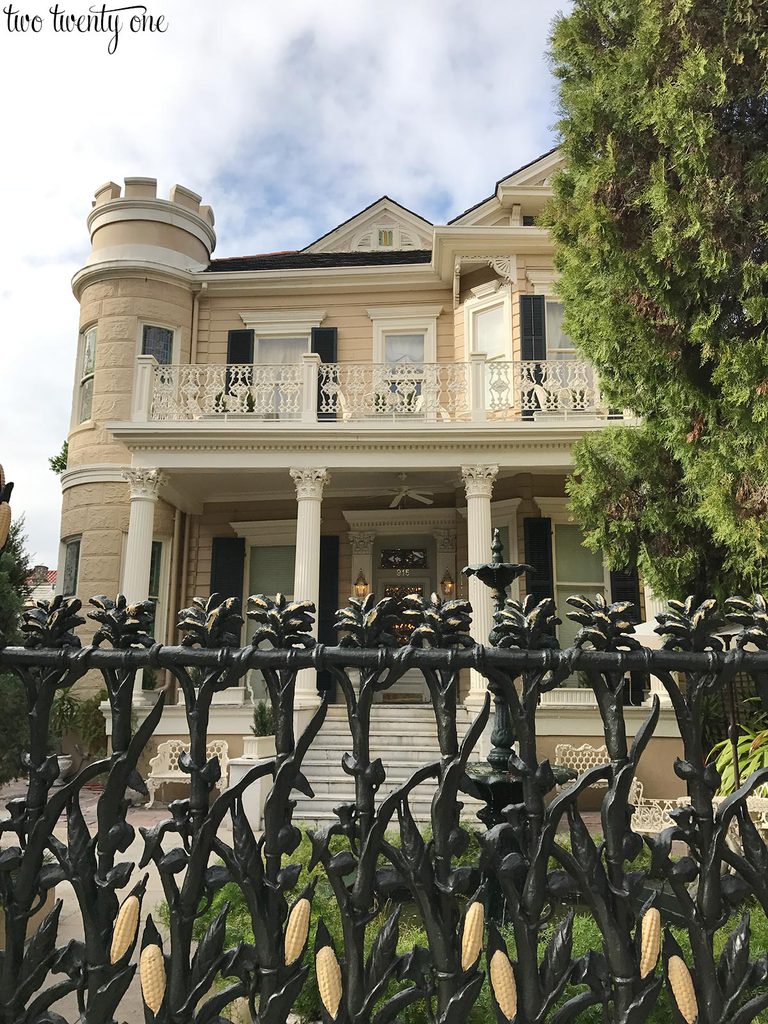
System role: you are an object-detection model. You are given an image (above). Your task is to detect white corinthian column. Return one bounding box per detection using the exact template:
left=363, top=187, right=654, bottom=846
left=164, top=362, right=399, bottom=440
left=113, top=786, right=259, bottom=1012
left=121, top=467, right=166, bottom=604
left=290, top=467, right=330, bottom=709
left=121, top=467, right=166, bottom=702
left=462, top=464, right=498, bottom=710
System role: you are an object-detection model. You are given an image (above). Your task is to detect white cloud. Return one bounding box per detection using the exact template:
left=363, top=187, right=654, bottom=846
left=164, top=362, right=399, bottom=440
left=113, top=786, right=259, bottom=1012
left=0, top=0, right=568, bottom=566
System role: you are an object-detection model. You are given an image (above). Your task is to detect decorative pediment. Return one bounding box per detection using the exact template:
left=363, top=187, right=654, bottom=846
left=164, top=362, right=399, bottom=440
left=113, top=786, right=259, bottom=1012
left=304, top=196, right=433, bottom=253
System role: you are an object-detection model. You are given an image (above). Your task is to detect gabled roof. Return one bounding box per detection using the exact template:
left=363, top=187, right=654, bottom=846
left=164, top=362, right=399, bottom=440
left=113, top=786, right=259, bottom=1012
left=303, top=195, right=433, bottom=253
left=206, top=249, right=433, bottom=273
left=448, top=146, right=562, bottom=224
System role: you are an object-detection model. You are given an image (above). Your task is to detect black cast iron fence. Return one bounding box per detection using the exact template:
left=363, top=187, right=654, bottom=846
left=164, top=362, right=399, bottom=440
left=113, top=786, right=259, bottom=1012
left=1, top=583, right=768, bottom=1024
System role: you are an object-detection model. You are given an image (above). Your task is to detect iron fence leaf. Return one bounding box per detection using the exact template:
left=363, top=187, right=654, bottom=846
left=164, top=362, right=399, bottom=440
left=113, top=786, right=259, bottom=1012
left=619, top=976, right=663, bottom=1024
left=366, top=905, right=401, bottom=991
left=437, top=974, right=485, bottom=1024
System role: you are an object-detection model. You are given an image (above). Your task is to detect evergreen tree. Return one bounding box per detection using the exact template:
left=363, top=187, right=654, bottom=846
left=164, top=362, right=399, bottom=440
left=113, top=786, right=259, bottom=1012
left=547, top=0, right=768, bottom=600
left=0, top=519, right=31, bottom=782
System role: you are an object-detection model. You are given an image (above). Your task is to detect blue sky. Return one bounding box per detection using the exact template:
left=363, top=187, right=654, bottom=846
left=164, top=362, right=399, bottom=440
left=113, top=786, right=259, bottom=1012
left=0, top=0, right=568, bottom=567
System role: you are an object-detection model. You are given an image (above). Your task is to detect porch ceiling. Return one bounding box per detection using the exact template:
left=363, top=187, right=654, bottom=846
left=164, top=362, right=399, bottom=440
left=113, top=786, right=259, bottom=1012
left=157, top=466, right=473, bottom=513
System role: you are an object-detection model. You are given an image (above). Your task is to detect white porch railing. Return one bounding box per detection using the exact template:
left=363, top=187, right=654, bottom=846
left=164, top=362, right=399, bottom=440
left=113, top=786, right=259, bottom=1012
left=139, top=355, right=607, bottom=423
left=318, top=361, right=471, bottom=420
left=150, top=362, right=305, bottom=421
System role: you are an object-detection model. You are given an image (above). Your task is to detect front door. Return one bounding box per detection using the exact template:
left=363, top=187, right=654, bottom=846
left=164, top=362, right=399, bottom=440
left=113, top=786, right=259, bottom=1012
left=378, top=575, right=431, bottom=702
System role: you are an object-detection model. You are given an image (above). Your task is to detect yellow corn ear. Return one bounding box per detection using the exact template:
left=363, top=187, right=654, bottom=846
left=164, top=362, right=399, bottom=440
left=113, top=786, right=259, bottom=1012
left=668, top=955, right=698, bottom=1024
left=461, top=901, right=484, bottom=971
left=0, top=504, right=11, bottom=550
left=316, top=944, right=342, bottom=1019
left=639, top=908, right=661, bottom=978
left=110, top=894, right=140, bottom=963
left=140, top=944, right=166, bottom=1014
left=284, top=897, right=311, bottom=965
left=226, top=996, right=251, bottom=1024
left=490, top=949, right=517, bottom=1020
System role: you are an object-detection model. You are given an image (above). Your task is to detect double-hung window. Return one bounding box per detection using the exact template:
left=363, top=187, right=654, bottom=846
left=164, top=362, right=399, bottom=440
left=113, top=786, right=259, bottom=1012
left=78, top=328, right=97, bottom=423
left=368, top=306, right=442, bottom=419
left=380, top=332, right=426, bottom=415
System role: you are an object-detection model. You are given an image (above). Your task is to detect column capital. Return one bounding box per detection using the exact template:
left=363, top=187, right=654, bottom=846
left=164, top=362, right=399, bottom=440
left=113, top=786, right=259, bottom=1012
left=434, top=528, right=457, bottom=553
left=461, top=464, right=499, bottom=500
left=348, top=530, right=376, bottom=556
left=290, top=467, right=330, bottom=500
left=122, top=467, right=166, bottom=501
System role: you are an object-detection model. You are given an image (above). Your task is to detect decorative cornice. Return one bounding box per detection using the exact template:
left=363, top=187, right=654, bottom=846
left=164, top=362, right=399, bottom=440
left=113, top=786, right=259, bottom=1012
left=461, top=464, right=499, bottom=499
left=290, top=467, right=330, bottom=500
left=366, top=304, right=444, bottom=321
left=107, top=421, right=605, bottom=457
left=347, top=531, right=376, bottom=555
left=239, top=309, right=326, bottom=333
left=534, top=496, right=573, bottom=520
left=122, top=467, right=167, bottom=500
left=343, top=509, right=458, bottom=534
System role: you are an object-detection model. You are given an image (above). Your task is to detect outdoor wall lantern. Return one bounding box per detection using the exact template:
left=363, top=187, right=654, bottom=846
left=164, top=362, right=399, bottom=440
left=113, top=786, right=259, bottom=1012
left=440, top=571, right=455, bottom=598
left=354, top=569, right=369, bottom=598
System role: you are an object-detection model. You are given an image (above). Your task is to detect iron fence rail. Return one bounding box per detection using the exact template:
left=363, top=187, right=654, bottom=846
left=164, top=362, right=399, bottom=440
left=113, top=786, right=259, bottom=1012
left=0, top=589, right=767, bottom=1024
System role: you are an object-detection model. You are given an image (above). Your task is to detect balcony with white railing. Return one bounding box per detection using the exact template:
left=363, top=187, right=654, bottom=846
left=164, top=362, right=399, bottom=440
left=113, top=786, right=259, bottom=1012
left=134, top=353, right=612, bottom=425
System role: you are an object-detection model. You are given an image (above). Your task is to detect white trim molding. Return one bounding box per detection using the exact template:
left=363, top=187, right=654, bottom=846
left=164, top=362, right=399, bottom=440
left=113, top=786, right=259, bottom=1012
left=366, top=305, right=443, bottom=363
left=61, top=464, right=130, bottom=492
left=534, top=496, right=573, bottom=520
left=239, top=309, right=326, bottom=334
left=343, top=508, right=458, bottom=535
left=525, top=268, right=560, bottom=295
left=231, top=519, right=297, bottom=546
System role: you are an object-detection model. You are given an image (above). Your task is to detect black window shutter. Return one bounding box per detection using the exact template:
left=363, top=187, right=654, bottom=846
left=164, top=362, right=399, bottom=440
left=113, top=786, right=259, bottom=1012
left=210, top=536, right=245, bottom=639
left=226, top=330, right=254, bottom=399
left=312, top=327, right=338, bottom=422
left=610, top=566, right=641, bottom=622
left=523, top=517, right=554, bottom=602
left=227, top=330, right=254, bottom=364
left=520, top=295, right=546, bottom=360
left=316, top=535, right=340, bottom=698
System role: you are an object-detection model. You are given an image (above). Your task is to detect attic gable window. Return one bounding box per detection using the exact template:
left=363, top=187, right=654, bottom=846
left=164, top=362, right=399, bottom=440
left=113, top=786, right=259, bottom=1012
left=377, top=228, right=394, bottom=247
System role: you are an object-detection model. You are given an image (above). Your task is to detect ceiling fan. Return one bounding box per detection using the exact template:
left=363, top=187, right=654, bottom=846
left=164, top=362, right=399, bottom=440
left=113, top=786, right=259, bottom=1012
left=388, top=474, right=434, bottom=509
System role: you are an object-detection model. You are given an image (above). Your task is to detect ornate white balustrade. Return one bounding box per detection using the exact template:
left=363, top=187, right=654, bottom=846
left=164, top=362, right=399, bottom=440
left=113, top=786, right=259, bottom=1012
left=143, top=358, right=608, bottom=423
left=150, top=362, right=304, bottom=421
left=318, top=361, right=471, bottom=420
left=486, top=359, right=602, bottom=416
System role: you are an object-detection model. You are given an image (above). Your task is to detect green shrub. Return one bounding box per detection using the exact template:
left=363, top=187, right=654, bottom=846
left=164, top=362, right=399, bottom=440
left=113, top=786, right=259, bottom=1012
left=0, top=674, right=28, bottom=784
left=76, top=689, right=108, bottom=757
left=251, top=699, right=275, bottom=738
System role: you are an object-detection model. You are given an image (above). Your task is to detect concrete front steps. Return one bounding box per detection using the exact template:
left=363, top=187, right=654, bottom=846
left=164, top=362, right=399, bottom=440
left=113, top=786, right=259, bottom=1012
left=292, top=704, right=486, bottom=825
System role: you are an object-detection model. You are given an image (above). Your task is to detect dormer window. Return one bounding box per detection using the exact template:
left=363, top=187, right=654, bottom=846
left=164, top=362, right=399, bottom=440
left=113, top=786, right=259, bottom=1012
left=377, top=228, right=394, bottom=247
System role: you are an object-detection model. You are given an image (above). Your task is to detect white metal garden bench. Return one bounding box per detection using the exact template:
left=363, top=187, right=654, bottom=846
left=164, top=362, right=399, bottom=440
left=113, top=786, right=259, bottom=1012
left=554, top=742, right=768, bottom=839
left=146, top=739, right=229, bottom=808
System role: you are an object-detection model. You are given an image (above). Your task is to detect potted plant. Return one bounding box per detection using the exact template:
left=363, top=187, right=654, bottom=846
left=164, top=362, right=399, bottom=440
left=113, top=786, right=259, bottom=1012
left=49, top=688, right=80, bottom=784
left=242, top=699, right=275, bottom=758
